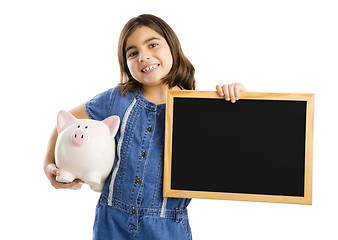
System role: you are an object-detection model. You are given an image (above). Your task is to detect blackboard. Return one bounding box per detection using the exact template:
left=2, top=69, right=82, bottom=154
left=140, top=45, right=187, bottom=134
left=164, top=91, right=314, bottom=205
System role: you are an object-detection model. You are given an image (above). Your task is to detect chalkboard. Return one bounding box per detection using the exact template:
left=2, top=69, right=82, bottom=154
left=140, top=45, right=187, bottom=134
left=164, top=91, right=314, bottom=205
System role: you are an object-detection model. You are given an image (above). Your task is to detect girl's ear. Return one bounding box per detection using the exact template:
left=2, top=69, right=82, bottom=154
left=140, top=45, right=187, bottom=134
left=103, top=115, right=120, bottom=137
left=57, top=110, right=77, bottom=133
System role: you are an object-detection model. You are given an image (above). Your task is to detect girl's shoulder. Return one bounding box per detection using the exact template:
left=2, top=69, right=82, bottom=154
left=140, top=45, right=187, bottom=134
left=86, top=86, right=137, bottom=120
left=93, top=85, right=135, bottom=100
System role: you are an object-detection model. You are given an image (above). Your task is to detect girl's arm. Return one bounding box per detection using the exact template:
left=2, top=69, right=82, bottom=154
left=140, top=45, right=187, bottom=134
left=216, top=83, right=247, bottom=103
left=43, top=104, right=90, bottom=189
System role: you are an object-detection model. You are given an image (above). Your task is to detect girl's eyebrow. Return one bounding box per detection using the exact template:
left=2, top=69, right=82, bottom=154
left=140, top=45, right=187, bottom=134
left=125, top=37, right=161, bottom=53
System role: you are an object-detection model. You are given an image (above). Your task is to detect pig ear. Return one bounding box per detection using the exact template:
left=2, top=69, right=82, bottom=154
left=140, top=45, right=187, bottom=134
left=103, top=115, right=120, bottom=136
left=57, top=110, right=77, bottom=133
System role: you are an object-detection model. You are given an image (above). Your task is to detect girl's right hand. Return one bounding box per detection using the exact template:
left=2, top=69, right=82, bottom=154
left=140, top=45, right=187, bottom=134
left=46, top=163, right=82, bottom=189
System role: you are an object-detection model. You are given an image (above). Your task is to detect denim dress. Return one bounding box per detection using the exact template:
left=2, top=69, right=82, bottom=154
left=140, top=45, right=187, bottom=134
left=85, top=87, right=192, bottom=240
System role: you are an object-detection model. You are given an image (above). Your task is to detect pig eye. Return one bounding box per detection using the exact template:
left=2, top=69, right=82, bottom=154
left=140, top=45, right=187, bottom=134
left=85, top=126, right=88, bottom=129
left=77, top=125, right=80, bottom=128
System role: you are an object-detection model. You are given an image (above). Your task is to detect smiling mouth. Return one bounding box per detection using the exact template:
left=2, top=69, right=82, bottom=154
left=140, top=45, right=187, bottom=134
left=141, top=64, right=159, bottom=73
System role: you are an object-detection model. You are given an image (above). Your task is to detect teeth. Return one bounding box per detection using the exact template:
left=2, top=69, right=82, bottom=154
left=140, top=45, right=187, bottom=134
left=142, top=64, right=158, bottom=72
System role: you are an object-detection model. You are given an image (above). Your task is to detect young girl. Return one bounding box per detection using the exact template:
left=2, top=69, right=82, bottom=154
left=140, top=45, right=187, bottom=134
left=44, top=14, right=246, bottom=239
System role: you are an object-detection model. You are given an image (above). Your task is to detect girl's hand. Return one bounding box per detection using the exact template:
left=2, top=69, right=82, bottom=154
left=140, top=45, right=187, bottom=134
left=45, top=163, right=82, bottom=189
left=216, top=83, right=247, bottom=103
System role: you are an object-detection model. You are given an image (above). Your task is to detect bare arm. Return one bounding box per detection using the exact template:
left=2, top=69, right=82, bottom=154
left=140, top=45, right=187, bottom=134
left=43, top=104, right=90, bottom=189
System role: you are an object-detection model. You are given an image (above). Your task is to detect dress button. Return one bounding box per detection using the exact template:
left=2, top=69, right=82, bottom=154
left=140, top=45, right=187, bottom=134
left=131, top=209, right=137, bottom=215
left=136, top=177, right=141, bottom=184
left=147, top=126, right=153, bottom=132
left=141, top=151, right=147, bottom=158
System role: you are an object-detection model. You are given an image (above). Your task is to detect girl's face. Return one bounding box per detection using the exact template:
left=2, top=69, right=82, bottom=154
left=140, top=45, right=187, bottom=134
left=125, top=26, right=173, bottom=88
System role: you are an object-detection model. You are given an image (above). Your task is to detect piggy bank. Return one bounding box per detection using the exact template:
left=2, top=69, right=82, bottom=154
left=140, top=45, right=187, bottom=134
left=55, top=110, right=120, bottom=192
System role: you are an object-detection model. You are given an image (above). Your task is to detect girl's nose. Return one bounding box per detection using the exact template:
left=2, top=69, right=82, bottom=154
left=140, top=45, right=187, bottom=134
left=138, top=51, right=150, bottom=62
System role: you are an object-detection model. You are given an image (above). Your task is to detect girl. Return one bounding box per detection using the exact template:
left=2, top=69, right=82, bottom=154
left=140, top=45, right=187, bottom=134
left=44, top=14, right=246, bottom=239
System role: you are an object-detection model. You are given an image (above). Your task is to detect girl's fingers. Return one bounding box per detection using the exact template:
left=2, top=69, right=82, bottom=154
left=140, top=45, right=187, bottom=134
left=221, top=84, right=230, bottom=101
left=228, top=84, right=236, bottom=103
left=234, top=83, right=240, bottom=101
left=47, top=163, right=60, bottom=176
left=46, top=163, right=83, bottom=189
left=217, top=83, right=247, bottom=103
left=216, top=85, right=224, bottom=97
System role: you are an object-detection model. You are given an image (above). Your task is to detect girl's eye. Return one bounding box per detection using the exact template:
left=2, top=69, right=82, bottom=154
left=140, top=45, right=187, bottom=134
left=149, top=43, right=158, bottom=48
left=128, top=51, right=138, bottom=58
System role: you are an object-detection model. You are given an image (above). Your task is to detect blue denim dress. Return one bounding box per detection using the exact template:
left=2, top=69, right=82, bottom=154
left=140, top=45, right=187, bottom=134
left=85, top=87, right=192, bottom=239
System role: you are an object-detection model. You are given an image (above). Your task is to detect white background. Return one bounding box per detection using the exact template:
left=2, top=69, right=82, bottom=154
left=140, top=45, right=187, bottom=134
left=1, top=0, right=337, bottom=239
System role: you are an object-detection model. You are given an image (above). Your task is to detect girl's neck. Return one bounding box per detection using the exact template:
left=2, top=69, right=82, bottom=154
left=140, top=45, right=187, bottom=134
left=142, top=84, right=180, bottom=105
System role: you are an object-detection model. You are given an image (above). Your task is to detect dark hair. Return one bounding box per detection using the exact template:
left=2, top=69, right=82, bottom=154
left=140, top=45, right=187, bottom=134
left=117, top=14, right=195, bottom=95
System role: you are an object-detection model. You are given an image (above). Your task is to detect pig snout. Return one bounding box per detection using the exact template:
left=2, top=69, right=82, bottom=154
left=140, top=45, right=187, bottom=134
left=71, top=130, right=88, bottom=146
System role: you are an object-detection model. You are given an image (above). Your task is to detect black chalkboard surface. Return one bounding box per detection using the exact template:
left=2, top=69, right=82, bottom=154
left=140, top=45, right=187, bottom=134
left=164, top=91, right=314, bottom=205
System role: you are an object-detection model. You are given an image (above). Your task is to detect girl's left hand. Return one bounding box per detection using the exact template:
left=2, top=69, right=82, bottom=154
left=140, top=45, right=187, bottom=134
left=216, top=83, right=247, bottom=103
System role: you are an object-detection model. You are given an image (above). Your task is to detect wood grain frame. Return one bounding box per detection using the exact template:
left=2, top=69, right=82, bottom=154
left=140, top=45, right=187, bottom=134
left=164, top=91, right=314, bottom=205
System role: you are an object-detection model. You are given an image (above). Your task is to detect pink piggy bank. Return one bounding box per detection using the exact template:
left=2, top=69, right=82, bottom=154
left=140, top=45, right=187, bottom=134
left=55, top=110, right=120, bottom=192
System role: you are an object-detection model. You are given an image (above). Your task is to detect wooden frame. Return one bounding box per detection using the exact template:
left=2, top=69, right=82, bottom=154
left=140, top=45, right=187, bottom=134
left=164, top=91, right=314, bottom=205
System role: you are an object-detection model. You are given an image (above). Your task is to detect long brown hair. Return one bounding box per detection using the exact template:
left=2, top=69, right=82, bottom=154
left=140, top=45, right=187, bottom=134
left=117, top=14, right=195, bottom=95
